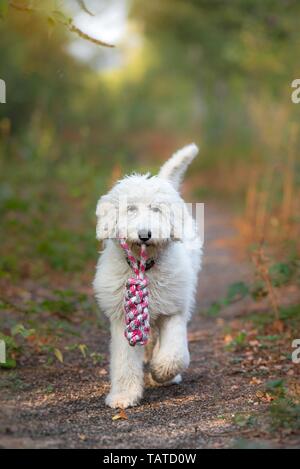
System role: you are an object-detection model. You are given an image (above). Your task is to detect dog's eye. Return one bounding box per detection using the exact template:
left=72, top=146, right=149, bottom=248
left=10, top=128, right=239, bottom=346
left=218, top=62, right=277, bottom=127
left=127, top=205, right=137, bottom=213
left=151, top=206, right=161, bottom=213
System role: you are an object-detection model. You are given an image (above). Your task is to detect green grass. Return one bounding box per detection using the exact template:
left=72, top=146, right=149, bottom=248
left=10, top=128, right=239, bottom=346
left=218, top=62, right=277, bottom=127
left=0, top=154, right=109, bottom=282
left=248, top=304, right=300, bottom=329
left=270, top=399, right=300, bottom=431
left=0, top=371, right=29, bottom=391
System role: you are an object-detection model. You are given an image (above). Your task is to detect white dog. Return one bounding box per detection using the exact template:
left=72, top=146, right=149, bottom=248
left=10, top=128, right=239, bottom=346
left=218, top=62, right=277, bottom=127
left=93, top=144, right=202, bottom=409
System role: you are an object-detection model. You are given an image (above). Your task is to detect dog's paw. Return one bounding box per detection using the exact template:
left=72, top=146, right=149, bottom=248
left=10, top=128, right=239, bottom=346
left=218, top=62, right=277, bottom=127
left=150, top=352, right=189, bottom=384
left=171, top=373, right=182, bottom=385
left=105, top=391, right=142, bottom=409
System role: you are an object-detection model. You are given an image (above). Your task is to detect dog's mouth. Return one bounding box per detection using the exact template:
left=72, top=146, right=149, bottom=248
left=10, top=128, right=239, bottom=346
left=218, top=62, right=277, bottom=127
left=134, top=240, right=152, bottom=247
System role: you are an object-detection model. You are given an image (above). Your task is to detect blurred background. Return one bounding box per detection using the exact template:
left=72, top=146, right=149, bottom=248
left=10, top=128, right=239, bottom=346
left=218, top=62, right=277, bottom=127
left=0, top=0, right=299, bottom=363
left=1, top=0, right=300, bottom=447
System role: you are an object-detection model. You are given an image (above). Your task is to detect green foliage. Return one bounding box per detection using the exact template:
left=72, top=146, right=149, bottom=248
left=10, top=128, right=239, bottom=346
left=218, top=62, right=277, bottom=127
left=206, top=302, right=222, bottom=317
left=269, top=263, right=293, bottom=287
left=266, top=379, right=285, bottom=392
left=205, top=259, right=299, bottom=317
left=132, top=0, right=300, bottom=87
left=42, top=292, right=91, bottom=315
left=11, top=323, right=35, bottom=338
left=227, top=282, right=249, bottom=302
left=0, top=332, right=18, bottom=369
left=270, top=399, right=300, bottom=431
left=256, top=334, right=280, bottom=342
left=279, top=304, right=300, bottom=321
left=205, top=281, right=249, bottom=316
left=226, top=331, right=247, bottom=351
left=233, top=413, right=257, bottom=428
left=231, top=439, right=270, bottom=449
left=0, top=0, right=8, bottom=19
left=249, top=304, right=300, bottom=328
left=0, top=371, right=28, bottom=390
left=251, top=281, right=268, bottom=301
left=1, top=1, right=112, bottom=47
left=90, top=352, right=105, bottom=365
left=45, top=384, right=55, bottom=394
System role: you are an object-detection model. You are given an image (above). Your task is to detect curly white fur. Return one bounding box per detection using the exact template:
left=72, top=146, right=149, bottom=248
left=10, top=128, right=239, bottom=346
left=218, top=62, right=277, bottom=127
left=93, top=144, right=202, bottom=408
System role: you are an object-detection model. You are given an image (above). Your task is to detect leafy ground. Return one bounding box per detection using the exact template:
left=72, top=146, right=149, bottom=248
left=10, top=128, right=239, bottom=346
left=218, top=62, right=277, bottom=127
left=1, top=201, right=300, bottom=449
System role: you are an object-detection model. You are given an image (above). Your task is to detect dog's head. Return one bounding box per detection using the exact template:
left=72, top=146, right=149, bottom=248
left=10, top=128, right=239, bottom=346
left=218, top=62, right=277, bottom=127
left=96, top=144, right=199, bottom=248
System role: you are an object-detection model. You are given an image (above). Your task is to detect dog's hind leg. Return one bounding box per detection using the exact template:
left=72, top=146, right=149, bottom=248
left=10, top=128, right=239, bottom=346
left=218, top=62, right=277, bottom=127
left=150, top=314, right=190, bottom=384
left=105, top=317, right=144, bottom=409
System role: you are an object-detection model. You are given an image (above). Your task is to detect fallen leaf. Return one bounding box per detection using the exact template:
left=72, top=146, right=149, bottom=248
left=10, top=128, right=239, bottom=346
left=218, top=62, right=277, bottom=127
left=78, top=344, right=87, bottom=358
left=54, top=348, right=64, bottom=363
left=272, top=320, right=284, bottom=333
left=264, top=393, right=274, bottom=403
left=256, top=390, right=275, bottom=402
left=250, top=377, right=262, bottom=385
left=112, top=409, right=128, bottom=421
left=224, top=334, right=233, bottom=345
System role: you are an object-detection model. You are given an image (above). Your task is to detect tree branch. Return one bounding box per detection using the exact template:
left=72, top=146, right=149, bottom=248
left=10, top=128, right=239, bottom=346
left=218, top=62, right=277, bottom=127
left=76, top=0, right=94, bottom=17
left=69, top=22, right=114, bottom=48
left=9, top=1, right=33, bottom=12
left=9, top=1, right=115, bottom=48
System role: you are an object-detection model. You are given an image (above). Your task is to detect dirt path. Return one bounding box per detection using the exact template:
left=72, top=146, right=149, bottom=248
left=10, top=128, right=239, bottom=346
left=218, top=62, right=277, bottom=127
left=0, top=203, right=299, bottom=449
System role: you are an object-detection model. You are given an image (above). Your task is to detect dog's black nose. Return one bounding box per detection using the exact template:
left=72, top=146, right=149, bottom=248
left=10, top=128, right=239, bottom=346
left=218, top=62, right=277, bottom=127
left=138, top=230, right=152, bottom=242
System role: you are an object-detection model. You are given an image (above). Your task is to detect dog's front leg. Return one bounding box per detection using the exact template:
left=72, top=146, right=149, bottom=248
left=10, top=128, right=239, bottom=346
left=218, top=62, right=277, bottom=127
left=150, top=314, right=190, bottom=384
left=105, top=318, right=144, bottom=409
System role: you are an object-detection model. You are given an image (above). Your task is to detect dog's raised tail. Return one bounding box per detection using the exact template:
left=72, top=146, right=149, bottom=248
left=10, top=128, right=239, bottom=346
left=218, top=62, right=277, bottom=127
left=158, top=143, right=199, bottom=190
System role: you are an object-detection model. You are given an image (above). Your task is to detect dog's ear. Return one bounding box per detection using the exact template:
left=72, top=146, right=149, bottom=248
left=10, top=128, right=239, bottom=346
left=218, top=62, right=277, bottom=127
left=95, top=194, right=117, bottom=240
left=158, top=143, right=199, bottom=191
